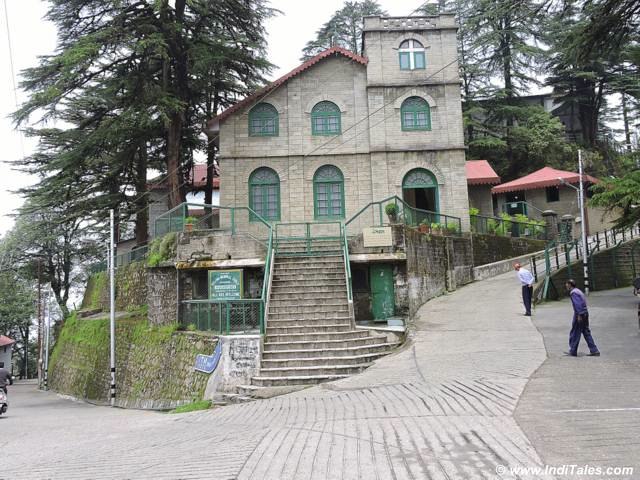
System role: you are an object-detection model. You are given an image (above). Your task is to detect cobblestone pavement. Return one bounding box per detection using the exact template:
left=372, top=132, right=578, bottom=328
left=3, top=272, right=551, bottom=480
left=516, top=288, right=640, bottom=480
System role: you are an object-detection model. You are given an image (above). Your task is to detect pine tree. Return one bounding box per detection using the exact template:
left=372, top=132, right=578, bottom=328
left=301, top=1, right=386, bottom=60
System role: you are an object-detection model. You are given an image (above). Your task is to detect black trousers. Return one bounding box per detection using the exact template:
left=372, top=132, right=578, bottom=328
left=522, top=285, right=533, bottom=315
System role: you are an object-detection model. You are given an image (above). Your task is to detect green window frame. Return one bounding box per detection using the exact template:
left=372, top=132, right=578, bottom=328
left=311, top=101, right=341, bottom=136
left=401, top=96, right=432, bottom=131
left=402, top=168, right=440, bottom=214
left=398, top=39, right=426, bottom=70
left=248, top=103, right=279, bottom=137
left=249, top=167, right=280, bottom=221
left=313, top=165, right=345, bottom=219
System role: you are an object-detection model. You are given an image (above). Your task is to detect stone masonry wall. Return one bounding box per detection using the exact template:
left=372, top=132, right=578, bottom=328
left=147, top=267, right=178, bottom=326
left=81, top=261, right=148, bottom=313
left=540, top=239, right=640, bottom=301
left=472, top=234, right=547, bottom=267
left=49, top=314, right=217, bottom=409
left=404, top=228, right=473, bottom=318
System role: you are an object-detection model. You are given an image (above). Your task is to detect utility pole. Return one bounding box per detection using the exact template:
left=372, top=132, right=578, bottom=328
left=578, top=150, right=589, bottom=295
left=37, top=259, right=42, bottom=387
left=109, top=209, right=116, bottom=406
left=44, top=290, right=50, bottom=391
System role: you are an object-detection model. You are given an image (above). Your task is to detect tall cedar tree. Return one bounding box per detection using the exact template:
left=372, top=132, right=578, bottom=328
left=14, top=0, right=275, bottom=225
left=301, top=1, right=386, bottom=60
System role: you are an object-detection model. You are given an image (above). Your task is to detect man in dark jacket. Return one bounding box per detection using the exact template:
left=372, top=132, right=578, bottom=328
left=0, top=361, right=12, bottom=394
left=565, top=279, right=600, bottom=357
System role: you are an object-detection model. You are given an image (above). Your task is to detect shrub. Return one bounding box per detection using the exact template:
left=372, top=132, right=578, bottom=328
left=384, top=203, right=399, bottom=217
left=446, top=221, right=460, bottom=233
left=469, top=207, right=480, bottom=216
left=147, top=232, right=177, bottom=267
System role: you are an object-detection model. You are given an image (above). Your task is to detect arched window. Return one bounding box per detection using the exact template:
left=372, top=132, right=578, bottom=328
left=313, top=165, right=345, bottom=219
left=248, top=103, right=278, bottom=136
left=311, top=101, right=341, bottom=136
left=401, top=97, right=431, bottom=131
left=249, top=167, right=280, bottom=221
left=398, top=39, right=426, bottom=70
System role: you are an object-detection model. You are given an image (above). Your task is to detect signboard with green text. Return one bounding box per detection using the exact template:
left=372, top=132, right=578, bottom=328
left=208, top=269, right=243, bottom=300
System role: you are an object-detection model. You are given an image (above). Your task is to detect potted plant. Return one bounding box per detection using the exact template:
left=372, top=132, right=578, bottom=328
left=446, top=221, right=460, bottom=235
left=430, top=222, right=442, bottom=235
left=418, top=219, right=429, bottom=234
left=384, top=203, right=399, bottom=224
left=184, top=216, right=198, bottom=232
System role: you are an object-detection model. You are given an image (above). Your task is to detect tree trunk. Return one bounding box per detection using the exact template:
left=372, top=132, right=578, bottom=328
left=166, top=113, right=185, bottom=209
left=135, top=144, right=149, bottom=244
left=621, top=93, right=632, bottom=153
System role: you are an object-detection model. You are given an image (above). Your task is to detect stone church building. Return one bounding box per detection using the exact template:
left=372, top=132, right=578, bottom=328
left=206, top=14, right=468, bottom=231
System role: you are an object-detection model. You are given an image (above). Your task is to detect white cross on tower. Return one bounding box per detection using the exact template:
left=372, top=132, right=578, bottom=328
left=399, top=40, right=424, bottom=70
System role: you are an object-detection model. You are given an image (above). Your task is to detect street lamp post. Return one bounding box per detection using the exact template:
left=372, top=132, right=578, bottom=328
left=558, top=149, right=590, bottom=294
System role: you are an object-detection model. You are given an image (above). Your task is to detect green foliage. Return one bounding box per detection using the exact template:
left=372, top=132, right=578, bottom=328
left=487, top=218, right=499, bottom=234
left=147, top=233, right=177, bottom=267
left=589, top=170, right=640, bottom=228
left=384, top=203, right=399, bottom=217
left=184, top=216, right=198, bottom=225
left=446, top=221, right=460, bottom=233
left=0, top=272, right=36, bottom=338
left=301, top=1, right=386, bottom=60
left=469, top=207, right=480, bottom=216
left=170, top=399, right=212, bottom=414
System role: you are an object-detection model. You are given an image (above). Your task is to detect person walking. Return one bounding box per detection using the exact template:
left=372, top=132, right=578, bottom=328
left=0, top=362, right=12, bottom=394
left=514, top=263, right=534, bottom=316
left=564, top=279, right=600, bottom=357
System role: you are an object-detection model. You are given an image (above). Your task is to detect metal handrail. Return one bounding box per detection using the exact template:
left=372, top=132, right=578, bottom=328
left=470, top=213, right=548, bottom=239
left=345, top=195, right=462, bottom=235
left=341, top=223, right=354, bottom=314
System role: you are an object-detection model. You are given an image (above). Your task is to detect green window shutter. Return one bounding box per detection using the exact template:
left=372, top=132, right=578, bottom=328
left=399, top=52, right=411, bottom=70
left=249, top=167, right=280, bottom=221
left=414, top=51, right=426, bottom=69
left=400, top=96, right=431, bottom=131
left=313, top=165, right=345, bottom=219
left=311, top=101, right=341, bottom=136
left=249, top=103, right=279, bottom=137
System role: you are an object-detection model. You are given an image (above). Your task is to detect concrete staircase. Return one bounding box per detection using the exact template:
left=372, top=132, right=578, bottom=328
left=240, top=240, right=399, bottom=395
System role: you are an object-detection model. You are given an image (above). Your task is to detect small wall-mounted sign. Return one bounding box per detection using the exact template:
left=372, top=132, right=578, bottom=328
left=209, top=269, right=243, bottom=300
left=363, top=226, right=393, bottom=248
left=194, top=342, right=222, bottom=373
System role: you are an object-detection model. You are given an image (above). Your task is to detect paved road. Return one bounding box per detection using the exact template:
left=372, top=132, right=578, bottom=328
left=5, top=276, right=638, bottom=479
left=3, top=271, right=551, bottom=480
left=517, top=288, right=640, bottom=480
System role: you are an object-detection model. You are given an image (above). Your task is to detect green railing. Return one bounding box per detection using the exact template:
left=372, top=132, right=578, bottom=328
left=470, top=214, right=548, bottom=240
left=158, top=202, right=274, bottom=335
left=153, top=202, right=271, bottom=242
left=115, top=245, right=148, bottom=268
left=179, top=299, right=264, bottom=334
left=345, top=195, right=462, bottom=236
left=341, top=222, right=354, bottom=309
left=274, top=221, right=343, bottom=255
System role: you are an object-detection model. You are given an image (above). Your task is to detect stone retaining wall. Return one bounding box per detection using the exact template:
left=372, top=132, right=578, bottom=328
left=471, top=234, right=546, bottom=267
left=49, top=313, right=217, bottom=409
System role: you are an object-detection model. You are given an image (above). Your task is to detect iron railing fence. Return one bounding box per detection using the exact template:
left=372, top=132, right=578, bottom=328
left=179, top=299, right=264, bottom=334
left=470, top=214, right=548, bottom=240
left=344, top=195, right=462, bottom=236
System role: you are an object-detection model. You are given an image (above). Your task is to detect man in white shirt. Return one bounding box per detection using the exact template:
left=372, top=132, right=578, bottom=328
left=514, top=263, right=534, bottom=316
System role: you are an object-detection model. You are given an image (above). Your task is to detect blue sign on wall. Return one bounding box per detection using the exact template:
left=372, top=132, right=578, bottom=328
left=194, top=342, right=222, bottom=374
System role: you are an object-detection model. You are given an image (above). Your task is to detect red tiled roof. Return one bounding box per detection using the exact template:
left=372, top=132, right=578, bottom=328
left=492, top=166, right=599, bottom=194
left=191, top=164, right=220, bottom=189
left=0, top=335, right=15, bottom=347
left=465, top=160, right=501, bottom=185
left=148, top=164, right=220, bottom=191
left=207, top=46, right=368, bottom=127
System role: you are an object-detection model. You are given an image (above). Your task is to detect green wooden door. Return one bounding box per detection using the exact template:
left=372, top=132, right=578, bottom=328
left=370, top=264, right=395, bottom=321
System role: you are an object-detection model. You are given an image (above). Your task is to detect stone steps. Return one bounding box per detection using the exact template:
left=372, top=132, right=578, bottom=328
left=265, top=316, right=353, bottom=327
left=268, top=304, right=350, bottom=315
left=251, top=374, right=350, bottom=387
left=262, top=352, right=391, bottom=368
left=258, top=363, right=373, bottom=378
left=263, top=336, right=384, bottom=351
left=264, top=330, right=370, bottom=344
left=261, top=342, right=398, bottom=360
left=240, top=241, right=399, bottom=396
left=266, top=324, right=354, bottom=335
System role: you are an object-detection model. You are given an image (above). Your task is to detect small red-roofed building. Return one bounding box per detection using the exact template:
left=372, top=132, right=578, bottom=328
left=466, top=160, right=500, bottom=215
left=492, top=166, right=616, bottom=235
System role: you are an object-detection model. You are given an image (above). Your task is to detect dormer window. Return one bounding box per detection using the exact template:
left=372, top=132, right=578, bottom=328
left=399, top=40, right=426, bottom=70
